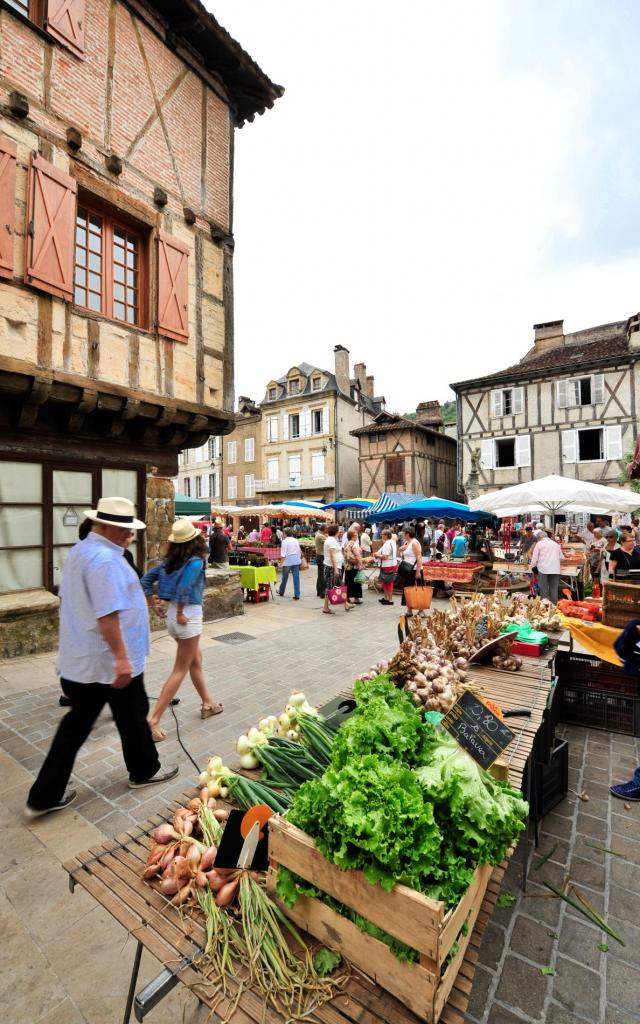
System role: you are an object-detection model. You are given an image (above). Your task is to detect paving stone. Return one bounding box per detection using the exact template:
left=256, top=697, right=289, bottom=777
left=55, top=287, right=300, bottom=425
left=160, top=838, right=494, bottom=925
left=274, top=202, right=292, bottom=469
left=575, top=812, right=608, bottom=840
left=548, top=1002, right=599, bottom=1023
left=558, top=916, right=602, bottom=972
left=479, top=1004, right=526, bottom=1024
left=587, top=754, right=611, bottom=769
left=607, top=958, right=640, bottom=1015
left=611, top=811, right=639, bottom=837
left=465, top=963, right=493, bottom=1021
left=553, top=957, right=602, bottom=1018
left=495, top=955, right=548, bottom=1018
left=543, top=813, right=574, bottom=840
left=476, top=921, right=506, bottom=970
left=608, top=884, right=640, bottom=926
left=603, top=835, right=640, bottom=864
left=568, top=855, right=606, bottom=890
left=520, top=884, right=562, bottom=928
left=509, top=914, right=556, bottom=965
left=76, top=796, right=113, bottom=823
left=533, top=836, right=571, bottom=868
left=605, top=1005, right=640, bottom=1024
left=610, top=857, right=640, bottom=890
left=566, top=886, right=605, bottom=923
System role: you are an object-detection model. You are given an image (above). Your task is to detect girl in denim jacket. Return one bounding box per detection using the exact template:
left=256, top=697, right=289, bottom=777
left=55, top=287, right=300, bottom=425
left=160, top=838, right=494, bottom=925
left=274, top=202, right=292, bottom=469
left=141, top=520, right=223, bottom=741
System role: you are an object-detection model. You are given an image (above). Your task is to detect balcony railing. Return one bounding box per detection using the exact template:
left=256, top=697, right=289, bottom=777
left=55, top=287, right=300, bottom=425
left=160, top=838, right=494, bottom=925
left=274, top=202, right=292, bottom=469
left=255, top=474, right=335, bottom=493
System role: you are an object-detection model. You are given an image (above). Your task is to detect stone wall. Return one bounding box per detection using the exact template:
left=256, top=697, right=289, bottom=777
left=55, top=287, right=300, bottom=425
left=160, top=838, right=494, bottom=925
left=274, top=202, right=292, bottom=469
left=145, top=474, right=175, bottom=569
left=147, top=569, right=243, bottom=631
left=0, top=591, right=60, bottom=659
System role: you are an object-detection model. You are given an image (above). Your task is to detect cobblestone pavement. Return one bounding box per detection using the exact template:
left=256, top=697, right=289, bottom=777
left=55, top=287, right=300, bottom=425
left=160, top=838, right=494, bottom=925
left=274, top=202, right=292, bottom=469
left=1, top=585, right=639, bottom=1023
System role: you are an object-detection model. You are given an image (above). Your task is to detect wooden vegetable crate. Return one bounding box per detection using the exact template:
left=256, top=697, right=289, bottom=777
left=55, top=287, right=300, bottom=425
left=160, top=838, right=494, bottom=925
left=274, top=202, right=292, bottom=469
left=267, top=816, right=493, bottom=1024
left=603, top=581, right=640, bottom=628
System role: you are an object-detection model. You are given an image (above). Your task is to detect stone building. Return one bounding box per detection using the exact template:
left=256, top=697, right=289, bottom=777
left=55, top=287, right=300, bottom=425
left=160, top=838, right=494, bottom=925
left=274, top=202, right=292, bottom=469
left=351, top=405, right=460, bottom=501
left=177, top=436, right=221, bottom=503
left=451, top=317, right=640, bottom=498
left=0, top=0, right=280, bottom=650
left=255, top=346, right=385, bottom=503
left=222, top=396, right=261, bottom=506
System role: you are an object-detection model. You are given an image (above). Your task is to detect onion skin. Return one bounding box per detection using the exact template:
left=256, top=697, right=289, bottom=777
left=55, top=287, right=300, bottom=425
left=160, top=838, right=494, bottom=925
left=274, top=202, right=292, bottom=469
left=171, top=884, right=193, bottom=906
left=205, top=870, right=226, bottom=892
left=159, top=877, right=179, bottom=895
left=186, top=844, right=201, bottom=871
left=215, top=878, right=240, bottom=907
left=195, top=871, right=207, bottom=888
left=200, top=846, right=217, bottom=871
left=142, top=861, right=162, bottom=879
left=213, top=808, right=229, bottom=822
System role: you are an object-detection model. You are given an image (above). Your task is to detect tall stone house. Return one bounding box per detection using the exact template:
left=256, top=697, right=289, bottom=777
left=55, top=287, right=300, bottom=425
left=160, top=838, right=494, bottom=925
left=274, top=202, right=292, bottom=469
left=177, top=395, right=261, bottom=506
left=255, top=346, right=385, bottom=503
left=177, top=435, right=221, bottom=502
left=351, top=401, right=460, bottom=501
left=451, top=317, right=640, bottom=498
left=0, top=0, right=280, bottom=647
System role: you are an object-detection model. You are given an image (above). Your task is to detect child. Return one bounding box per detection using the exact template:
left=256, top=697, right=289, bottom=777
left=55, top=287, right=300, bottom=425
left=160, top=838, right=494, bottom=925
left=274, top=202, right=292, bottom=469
left=141, top=519, right=223, bottom=741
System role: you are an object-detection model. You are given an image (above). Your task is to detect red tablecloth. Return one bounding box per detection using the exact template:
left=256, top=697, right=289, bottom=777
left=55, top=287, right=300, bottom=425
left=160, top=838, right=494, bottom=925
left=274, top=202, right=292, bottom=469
left=422, top=560, right=484, bottom=584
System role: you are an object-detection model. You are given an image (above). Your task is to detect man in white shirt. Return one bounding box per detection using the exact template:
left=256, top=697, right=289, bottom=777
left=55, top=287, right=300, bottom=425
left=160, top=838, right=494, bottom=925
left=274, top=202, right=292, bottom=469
left=529, top=528, right=562, bottom=603
left=26, top=497, right=178, bottom=818
left=278, top=528, right=302, bottom=599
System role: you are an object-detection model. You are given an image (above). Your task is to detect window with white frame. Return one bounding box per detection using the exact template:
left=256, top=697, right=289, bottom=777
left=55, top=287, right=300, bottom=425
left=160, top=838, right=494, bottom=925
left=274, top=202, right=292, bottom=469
left=208, top=473, right=217, bottom=498
left=227, top=440, right=237, bottom=464
left=312, top=376, right=322, bottom=391
left=557, top=374, right=605, bottom=409
left=195, top=475, right=203, bottom=498
left=245, top=437, right=255, bottom=462
left=561, top=425, right=622, bottom=464
left=208, top=437, right=220, bottom=460
left=312, top=409, right=323, bottom=434
left=267, top=456, right=279, bottom=482
left=289, top=413, right=300, bottom=438
left=288, top=455, right=301, bottom=487
left=491, top=387, right=524, bottom=417
left=184, top=477, right=191, bottom=496
left=245, top=473, right=255, bottom=498
left=480, top=434, right=531, bottom=470
left=311, top=451, right=325, bottom=479
left=227, top=475, right=237, bottom=500
left=267, top=416, right=278, bottom=442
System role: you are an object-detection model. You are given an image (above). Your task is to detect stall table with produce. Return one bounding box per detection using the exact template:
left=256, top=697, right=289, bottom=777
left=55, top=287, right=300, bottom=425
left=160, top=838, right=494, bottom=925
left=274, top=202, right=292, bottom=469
left=64, top=595, right=577, bottom=1024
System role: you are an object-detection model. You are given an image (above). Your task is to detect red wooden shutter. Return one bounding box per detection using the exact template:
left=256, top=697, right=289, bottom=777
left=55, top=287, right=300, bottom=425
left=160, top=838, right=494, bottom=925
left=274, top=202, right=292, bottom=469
left=157, top=232, right=189, bottom=342
left=386, top=457, right=405, bottom=486
left=0, top=136, right=17, bottom=280
left=46, top=0, right=85, bottom=58
left=25, top=153, right=77, bottom=301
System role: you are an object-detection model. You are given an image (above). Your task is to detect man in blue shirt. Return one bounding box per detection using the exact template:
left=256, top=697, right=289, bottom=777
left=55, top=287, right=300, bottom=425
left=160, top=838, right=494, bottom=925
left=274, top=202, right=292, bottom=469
left=26, top=497, right=178, bottom=818
left=451, top=530, right=469, bottom=559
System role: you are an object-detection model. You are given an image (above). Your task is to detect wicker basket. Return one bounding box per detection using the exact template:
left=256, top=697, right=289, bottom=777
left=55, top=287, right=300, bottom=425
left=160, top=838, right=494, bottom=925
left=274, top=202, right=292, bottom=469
left=602, top=581, right=640, bottom=628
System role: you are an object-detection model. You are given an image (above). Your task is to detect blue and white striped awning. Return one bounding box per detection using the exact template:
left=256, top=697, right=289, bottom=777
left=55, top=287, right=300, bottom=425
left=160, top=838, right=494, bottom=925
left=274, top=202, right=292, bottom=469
left=364, top=492, right=425, bottom=518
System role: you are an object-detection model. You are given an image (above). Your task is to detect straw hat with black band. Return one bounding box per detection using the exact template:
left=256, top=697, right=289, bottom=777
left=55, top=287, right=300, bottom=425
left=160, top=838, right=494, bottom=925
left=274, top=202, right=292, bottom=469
left=167, top=519, right=200, bottom=544
left=84, top=497, right=146, bottom=530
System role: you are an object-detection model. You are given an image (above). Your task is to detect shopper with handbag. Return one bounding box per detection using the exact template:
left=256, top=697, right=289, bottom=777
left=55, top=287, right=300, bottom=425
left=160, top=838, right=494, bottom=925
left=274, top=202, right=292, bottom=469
left=343, top=526, right=364, bottom=605
left=375, top=528, right=397, bottom=605
left=396, top=526, right=424, bottom=612
left=323, top=523, right=353, bottom=614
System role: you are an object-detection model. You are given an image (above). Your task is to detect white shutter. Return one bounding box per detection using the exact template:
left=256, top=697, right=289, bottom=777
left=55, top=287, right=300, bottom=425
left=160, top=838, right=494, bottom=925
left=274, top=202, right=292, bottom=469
left=491, top=390, right=504, bottom=417
left=480, top=439, right=494, bottom=470
left=592, top=374, right=605, bottom=404
left=282, top=414, right=289, bottom=440
left=322, top=406, right=329, bottom=434
left=557, top=380, right=568, bottom=409
left=516, top=434, right=531, bottom=467
left=562, top=429, right=577, bottom=464
left=513, top=387, right=524, bottom=415
left=604, top=425, right=623, bottom=461
left=302, top=410, right=311, bottom=437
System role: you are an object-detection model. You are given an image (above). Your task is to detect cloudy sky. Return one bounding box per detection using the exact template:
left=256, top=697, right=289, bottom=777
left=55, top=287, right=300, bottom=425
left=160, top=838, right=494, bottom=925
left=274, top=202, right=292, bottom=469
left=209, top=1, right=640, bottom=414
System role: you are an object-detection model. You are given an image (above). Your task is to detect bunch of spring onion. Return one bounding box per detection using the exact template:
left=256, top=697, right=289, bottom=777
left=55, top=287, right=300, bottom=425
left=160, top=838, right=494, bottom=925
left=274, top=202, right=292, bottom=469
left=199, top=754, right=291, bottom=814
left=255, top=715, right=336, bottom=790
left=235, top=691, right=319, bottom=770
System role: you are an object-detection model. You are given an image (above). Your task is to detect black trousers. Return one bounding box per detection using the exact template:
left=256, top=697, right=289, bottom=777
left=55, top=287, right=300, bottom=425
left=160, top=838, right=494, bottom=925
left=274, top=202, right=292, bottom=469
left=316, top=555, right=325, bottom=596
left=28, top=674, right=160, bottom=809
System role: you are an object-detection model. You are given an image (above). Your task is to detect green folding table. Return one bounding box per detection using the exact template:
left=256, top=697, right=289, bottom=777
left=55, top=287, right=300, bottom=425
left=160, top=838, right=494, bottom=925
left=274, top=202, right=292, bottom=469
left=230, top=564, right=277, bottom=598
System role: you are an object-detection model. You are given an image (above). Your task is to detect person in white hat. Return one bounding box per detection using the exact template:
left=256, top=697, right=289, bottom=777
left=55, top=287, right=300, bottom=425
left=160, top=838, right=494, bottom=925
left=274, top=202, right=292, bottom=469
left=26, top=497, right=178, bottom=818
left=208, top=517, right=231, bottom=570
left=142, top=518, right=223, bottom=741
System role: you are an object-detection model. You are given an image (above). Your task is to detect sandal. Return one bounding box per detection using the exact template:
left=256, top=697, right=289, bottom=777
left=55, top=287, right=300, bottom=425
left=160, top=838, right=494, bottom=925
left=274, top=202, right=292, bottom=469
left=201, top=703, right=224, bottom=719
left=322, top=608, right=335, bottom=615
left=150, top=725, right=167, bottom=743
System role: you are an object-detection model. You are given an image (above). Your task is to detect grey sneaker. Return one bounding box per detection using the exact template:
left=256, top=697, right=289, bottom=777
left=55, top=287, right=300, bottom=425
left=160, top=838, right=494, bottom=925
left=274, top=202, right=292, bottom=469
left=128, top=764, right=179, bottom=789
left=25, top=789, right=77, bottom=819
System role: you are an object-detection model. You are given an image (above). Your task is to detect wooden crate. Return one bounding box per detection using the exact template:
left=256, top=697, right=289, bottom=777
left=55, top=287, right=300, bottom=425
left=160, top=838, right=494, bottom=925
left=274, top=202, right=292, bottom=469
left=267, top=817, right=493, bottom=1024
left=603, top=580, right=640, bottom=628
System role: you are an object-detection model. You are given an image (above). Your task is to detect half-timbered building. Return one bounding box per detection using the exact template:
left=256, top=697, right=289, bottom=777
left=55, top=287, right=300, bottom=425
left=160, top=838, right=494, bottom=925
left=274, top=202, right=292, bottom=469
left=351, top=407, right=460, bottom=501
left=451, top=317, right=640, bottom=498
left=0, top=0, right=280, bottom=648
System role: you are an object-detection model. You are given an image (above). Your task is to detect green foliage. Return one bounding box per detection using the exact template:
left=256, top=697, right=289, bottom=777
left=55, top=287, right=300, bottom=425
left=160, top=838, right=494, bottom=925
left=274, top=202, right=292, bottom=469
left=619, top=446, right=640, bottom=496
left=441, top=399, right=457, bottom=424
left=312, top=947, right=343, bottom=976
left=331, top=675, right=429, bottom=768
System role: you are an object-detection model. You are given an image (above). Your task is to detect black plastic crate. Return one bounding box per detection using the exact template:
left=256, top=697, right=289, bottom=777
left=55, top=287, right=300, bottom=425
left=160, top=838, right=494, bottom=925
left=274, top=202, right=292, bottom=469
left=554, top=651, right=638, bottom=697
left=537, top=738, right=569, bottom=818
left=534, top=676, right=561, bottom=766
left=559, top=684, right=640, bottom=735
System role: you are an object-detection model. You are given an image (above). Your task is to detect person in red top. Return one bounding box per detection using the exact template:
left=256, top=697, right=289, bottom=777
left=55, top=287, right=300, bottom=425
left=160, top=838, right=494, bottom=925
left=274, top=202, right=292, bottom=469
left=260, top=522, right=273, bottom=544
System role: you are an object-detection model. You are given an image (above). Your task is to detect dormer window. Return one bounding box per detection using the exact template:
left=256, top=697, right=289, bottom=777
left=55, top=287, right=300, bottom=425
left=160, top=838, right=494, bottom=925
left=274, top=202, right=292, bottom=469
left=288, top=379, right=300, bottom=396
left=268, top=387, right=277, bottom=401
left=312, top=376, right=322, bottom=391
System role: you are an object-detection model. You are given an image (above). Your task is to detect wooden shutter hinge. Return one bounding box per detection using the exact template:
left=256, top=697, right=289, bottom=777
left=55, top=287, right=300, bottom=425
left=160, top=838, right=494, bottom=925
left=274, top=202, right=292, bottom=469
left=27, top=220, right=35, bottom=238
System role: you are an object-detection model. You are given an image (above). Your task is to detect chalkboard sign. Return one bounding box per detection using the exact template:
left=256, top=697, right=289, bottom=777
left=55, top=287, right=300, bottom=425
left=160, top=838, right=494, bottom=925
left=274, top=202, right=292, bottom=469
left=441, top=691, right=515, bottom=770
left=317, top=694, right=357, bottom=727
left=215, top=808, right=270, bottom=870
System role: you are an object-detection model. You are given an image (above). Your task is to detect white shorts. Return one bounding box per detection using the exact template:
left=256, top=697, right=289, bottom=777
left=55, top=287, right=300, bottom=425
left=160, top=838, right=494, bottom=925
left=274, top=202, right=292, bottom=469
left=166, top=603, right=203, bottom=640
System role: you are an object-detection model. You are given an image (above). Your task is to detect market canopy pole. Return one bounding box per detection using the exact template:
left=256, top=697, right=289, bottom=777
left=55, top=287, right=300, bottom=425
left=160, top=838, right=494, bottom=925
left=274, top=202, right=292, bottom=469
left=468, top=473, right=640, bottom=528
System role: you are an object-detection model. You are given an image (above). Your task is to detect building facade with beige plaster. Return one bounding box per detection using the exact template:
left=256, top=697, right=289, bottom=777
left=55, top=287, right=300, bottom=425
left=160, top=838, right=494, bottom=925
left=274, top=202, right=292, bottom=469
left=0, top=0, right=280, bottom=638
left=451, top=318, right=640, bottom=498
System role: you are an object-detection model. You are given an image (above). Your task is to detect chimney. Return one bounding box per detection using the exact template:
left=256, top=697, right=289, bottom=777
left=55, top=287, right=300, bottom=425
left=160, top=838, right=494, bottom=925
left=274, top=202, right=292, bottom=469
left=628, top=312, right=640, bottom=349
left=416, top=400, right=443, bottom=428
left=333, top=345, right=350, bottom=395
left=528, top=320, right=565, bottom=357
left=353, top=361, right=367, bottom=396
left=366, top=374, right=375, bottom=398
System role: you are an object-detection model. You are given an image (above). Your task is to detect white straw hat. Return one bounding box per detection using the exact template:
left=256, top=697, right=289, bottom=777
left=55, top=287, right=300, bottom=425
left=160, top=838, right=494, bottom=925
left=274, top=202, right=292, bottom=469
left=168, top=519, right=200, bottom=544
left=84, top=496, right=146, bottom=530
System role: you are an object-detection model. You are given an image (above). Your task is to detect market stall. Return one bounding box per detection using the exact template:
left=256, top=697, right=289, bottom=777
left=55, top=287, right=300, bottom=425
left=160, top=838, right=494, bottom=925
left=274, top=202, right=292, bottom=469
left=63, top=591, right=569, bottom=1024
left=229, top=564, right=277, bottom=601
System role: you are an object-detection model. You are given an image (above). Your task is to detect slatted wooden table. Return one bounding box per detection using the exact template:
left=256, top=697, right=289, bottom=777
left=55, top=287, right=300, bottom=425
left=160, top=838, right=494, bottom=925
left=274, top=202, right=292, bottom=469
left=63, top=653, right=556, bottom=1024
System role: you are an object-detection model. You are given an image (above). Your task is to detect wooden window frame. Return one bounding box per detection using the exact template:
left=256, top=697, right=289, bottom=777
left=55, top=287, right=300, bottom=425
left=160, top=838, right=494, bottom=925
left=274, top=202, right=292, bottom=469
left=4, top=0, right=45, bottom=27
left=74, top=194, right=150, bottom=330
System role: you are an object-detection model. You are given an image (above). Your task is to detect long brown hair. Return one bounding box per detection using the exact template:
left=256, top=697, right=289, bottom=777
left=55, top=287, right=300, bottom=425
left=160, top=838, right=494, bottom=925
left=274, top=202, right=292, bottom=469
left=164, top=534, right=208, bottom=574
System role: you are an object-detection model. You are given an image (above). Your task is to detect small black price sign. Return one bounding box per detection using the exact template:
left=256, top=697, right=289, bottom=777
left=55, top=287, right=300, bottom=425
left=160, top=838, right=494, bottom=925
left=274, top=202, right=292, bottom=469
left=317, top=694, right=356, bottom=727
left=441, top=691, right=515, bottom=770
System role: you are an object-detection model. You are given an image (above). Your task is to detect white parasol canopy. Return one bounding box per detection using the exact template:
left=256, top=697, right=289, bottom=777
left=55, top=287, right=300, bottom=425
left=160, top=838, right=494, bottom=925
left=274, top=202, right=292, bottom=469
left=468, top=474, right=640, bottom=518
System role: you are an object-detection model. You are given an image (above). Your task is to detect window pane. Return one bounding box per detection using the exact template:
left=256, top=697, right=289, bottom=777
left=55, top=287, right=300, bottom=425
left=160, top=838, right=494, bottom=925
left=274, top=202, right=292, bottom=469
left=114, top=263, right=124, bottom=283
left=88, top=272, right=100, bottom=292
left=52, top=470, right=92, bottom=503
left=89, top=232, right=101, bottom=253
left=0, top=461, right=42, bottom=502
left=0, top=549, right=42, bottom=594
left=126, top=307, right=136, bottom=324
left=127, top=249, right=136, bottom=269
left=76, top=226, right=86, bottom=247
left=88, top=292, right=101, bottom=311
left=101, top=469, right=137, bottom=503
left=114, top=301, right=125, bottom=320
left=89, top=213, right=102, bottom=231
left=88, top=251, right=101, bottom=272
left=126, top=269, right=135, bottom=287
left=75, top=245, right=85, bottom=266
left=53, top=505, right=87, bottom=544
left=77, top=208, right=87, bottom=227
left=75, top=266, right=86, bottom=287
left=75, top=286, right=85, bottom=304
left=114, top=282, right=125, bottom=301
left=0, top=506, right=42, bottom=547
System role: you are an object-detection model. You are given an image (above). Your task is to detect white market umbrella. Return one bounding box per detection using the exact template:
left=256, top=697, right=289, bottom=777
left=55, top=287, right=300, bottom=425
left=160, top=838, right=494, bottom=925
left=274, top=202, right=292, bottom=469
left=469, top=474, right=640, bottom=520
